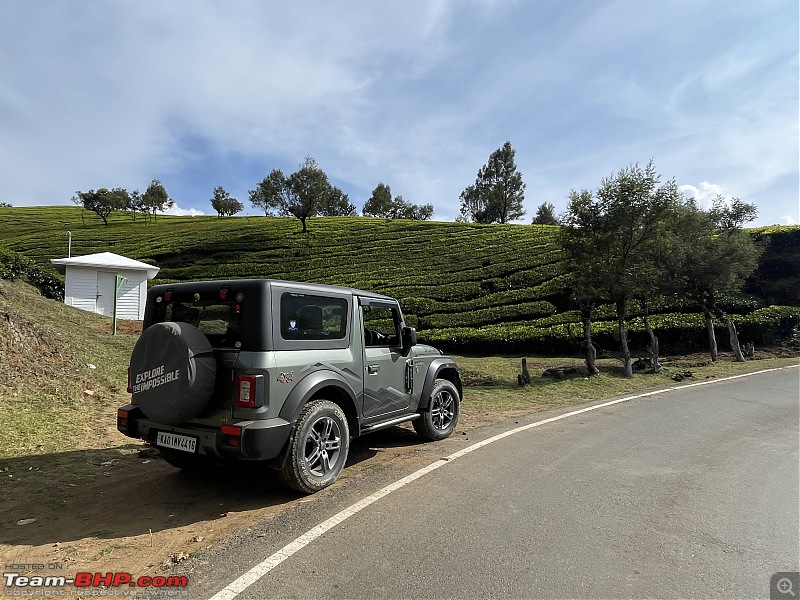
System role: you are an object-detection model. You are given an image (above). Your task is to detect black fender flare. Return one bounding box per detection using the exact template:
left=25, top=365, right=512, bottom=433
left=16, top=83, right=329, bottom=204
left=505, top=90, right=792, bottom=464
left=278, top=369, right=359, bottom=429
left=418, top=358, right=462, bottom=411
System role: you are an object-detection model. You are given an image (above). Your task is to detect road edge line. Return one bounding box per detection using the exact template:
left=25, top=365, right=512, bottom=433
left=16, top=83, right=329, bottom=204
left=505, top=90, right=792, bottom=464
left=208, top=363, right=798, bottom=600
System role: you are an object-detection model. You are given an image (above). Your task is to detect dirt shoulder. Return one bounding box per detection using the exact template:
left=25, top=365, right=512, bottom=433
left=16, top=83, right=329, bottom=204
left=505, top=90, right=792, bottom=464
left=2, top=354, right=797, bottom=581
left=0, top=415, right=495, bottom=579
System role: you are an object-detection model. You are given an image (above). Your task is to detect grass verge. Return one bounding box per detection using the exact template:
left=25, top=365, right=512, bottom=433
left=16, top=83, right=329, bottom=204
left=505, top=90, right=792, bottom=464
left=454, top=351, right=799, bottom=428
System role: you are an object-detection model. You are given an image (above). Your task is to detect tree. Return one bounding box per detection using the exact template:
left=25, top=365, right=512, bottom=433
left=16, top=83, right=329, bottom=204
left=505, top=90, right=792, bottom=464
left=671, top=196, right=761, bottom=362
left=459, top=141, right=525, bottom=223
left=127, top=190, right=146, bottom=222
left=210, top=186, right=244, bottom=217
left=284, top=157, right=331, bottom=233
left=363, top=183, right=394, bottom=217
left=389, top=196, right=434, bottom=220
left=560, top=189, right=605, bottom=376
left=410, top=203, right=434, bottom=221
left=319, top=186, right=356, bottom=217
left=72, top=187, right=128, bottom=225
left=363, top=183, right=433, bottom=220
left=142, top=179, right=173, bottom=220
left=532, top=202, right=559, bottom=225
left=249, top=170, right=289, bottom=216
left=562, top=161, right=681, bottom=376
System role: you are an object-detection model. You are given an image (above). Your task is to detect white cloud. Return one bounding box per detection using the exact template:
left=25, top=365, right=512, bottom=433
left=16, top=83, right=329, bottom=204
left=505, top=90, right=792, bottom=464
left=161, top=204, right=205, bottom=217
left=678, top=182, right=725, bottom=209
left=0, top=1, right=796, bottom=229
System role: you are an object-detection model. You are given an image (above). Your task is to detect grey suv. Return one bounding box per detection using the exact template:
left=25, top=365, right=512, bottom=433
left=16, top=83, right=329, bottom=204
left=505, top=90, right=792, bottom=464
left=117, top=279, right=462, bottom=493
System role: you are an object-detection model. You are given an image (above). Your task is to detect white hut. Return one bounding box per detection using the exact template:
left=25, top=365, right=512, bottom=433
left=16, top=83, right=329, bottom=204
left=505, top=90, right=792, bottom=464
left=50, top=252, right=159, bottom=320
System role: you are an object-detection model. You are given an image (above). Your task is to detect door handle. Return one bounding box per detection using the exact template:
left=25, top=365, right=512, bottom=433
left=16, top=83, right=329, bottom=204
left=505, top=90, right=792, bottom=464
left=367, top=365, right=380, bottom=375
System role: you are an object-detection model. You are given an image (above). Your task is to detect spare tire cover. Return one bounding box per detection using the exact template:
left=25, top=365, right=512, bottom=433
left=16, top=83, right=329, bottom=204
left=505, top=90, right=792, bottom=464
left=129, top=322, right=217, bottom=425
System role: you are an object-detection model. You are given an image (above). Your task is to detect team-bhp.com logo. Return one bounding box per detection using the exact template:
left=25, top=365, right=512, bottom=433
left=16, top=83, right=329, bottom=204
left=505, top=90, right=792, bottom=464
left=3, top=571, right=188, bottom=592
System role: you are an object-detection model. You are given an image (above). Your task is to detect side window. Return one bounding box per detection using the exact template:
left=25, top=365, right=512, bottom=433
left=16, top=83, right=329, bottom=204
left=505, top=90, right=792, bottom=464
left=363, top=305, right=401, bottom=347
left=280, top=294, right=347, bottom=340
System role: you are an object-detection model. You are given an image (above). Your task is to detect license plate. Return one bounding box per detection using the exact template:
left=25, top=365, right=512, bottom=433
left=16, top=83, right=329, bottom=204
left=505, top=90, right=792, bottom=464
left=156, top=432, right=197, bottom=453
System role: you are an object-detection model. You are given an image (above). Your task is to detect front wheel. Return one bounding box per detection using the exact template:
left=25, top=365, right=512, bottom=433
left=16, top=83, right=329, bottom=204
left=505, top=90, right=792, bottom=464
left=279, top=400, right=350, bottom=494
left=413, top=379, right=460, bottom=441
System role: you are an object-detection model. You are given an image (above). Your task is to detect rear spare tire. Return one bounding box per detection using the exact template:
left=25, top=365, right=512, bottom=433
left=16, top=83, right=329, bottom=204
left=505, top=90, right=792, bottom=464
left=129, top=322, right=217, bottom=425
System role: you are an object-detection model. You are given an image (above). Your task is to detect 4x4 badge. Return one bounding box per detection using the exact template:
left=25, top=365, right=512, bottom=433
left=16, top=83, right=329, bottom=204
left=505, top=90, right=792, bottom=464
left=278, top=372, right=294, bottom=383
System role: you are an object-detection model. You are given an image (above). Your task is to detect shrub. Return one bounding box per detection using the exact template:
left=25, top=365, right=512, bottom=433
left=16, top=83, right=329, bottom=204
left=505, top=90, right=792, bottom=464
left=0, top=250, right=64, bottom=301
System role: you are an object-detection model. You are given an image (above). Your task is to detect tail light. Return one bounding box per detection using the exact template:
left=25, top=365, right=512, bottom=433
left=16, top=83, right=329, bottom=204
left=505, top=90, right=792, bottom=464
left=220, top=286, right=230, bottom=300
left=116, top=404, right=142, bottom=436
left=221, top=424, right=241, bottom=447
left=236, top=375, right=256, bottom=408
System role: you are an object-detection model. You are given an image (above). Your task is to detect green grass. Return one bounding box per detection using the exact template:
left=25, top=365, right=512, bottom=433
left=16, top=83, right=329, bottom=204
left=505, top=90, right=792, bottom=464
left=455, top=352, right=800, bottom=423
left=0, top=278, right=137, bottom=459
left=1, top=205, right=799, bottom=355
left=0, top=276, right=796, bottom=507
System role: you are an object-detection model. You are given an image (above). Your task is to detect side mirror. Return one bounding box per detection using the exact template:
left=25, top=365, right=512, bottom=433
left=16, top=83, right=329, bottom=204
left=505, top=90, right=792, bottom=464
left=401, top=326, right=417, bottom=354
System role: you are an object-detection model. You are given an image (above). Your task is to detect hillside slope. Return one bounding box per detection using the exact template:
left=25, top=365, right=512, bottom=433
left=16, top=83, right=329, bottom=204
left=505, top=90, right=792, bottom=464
left=2, top=206, right=798, bottom=354
left=0, top=278, right=136, bottom=458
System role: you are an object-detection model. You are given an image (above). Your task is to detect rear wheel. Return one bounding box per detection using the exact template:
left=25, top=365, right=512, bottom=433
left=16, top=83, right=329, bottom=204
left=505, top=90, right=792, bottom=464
left=279, top=400, right=350, bottom=494
left=413, top=379, right=460, bottom=441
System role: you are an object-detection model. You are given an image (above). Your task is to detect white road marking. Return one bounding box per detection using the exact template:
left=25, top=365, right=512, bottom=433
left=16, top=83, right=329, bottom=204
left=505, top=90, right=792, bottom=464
left=209, top=364, right=798, bottom=600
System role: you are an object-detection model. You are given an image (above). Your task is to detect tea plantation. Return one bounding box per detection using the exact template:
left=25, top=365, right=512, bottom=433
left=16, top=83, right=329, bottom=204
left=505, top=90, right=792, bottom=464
left=1, top=206, right=798, bottom=355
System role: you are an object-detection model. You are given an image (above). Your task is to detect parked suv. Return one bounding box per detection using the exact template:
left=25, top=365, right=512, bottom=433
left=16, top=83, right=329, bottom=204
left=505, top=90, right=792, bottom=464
left=117, top=279, right=462, bottom=493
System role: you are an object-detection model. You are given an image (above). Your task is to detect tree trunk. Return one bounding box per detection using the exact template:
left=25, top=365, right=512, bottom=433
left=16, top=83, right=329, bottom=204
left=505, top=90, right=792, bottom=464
left=727, top=318, right=746, bottom=362
left=640, top=299, right=661, bottom=373
left=581, top=305, right=600, bottom=376
left=301, top=217, right=307, bottom=233
left=615, top=298, right=632, bottom=377
left=703, top=308, right=718, bottom=362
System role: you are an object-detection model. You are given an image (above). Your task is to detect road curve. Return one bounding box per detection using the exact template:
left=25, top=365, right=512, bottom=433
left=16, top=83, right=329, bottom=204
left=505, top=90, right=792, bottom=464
left=193, top=366, right=799, bottom=599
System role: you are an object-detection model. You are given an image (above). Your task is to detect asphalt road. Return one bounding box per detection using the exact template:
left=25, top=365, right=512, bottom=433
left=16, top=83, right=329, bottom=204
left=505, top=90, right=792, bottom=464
left=191, top=367, right=799, bottom=599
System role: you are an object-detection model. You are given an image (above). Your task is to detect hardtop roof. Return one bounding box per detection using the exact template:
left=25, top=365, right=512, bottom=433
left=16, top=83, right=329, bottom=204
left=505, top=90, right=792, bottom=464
left=148, top=278, right=395, bottom=302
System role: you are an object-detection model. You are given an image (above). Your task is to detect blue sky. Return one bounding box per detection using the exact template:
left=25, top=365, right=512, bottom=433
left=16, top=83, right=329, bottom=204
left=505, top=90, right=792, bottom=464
left=1, top=1, right=797, bottom=225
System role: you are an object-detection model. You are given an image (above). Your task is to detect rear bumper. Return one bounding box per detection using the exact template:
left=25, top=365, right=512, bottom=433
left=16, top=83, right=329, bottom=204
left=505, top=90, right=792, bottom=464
left=117, top=404, right=291, bottom=461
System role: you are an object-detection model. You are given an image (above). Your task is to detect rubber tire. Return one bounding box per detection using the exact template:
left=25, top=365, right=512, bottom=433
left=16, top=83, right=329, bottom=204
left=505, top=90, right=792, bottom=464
left=413, top=379, right=460, bottom=441
left=279, top=400, right=350, bottom=494
left=129, top=322, right=217, bottom=425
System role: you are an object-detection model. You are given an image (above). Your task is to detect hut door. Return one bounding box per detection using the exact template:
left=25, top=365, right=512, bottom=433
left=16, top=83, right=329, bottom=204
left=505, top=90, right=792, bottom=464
left=96, top=272, right=116, bottom=316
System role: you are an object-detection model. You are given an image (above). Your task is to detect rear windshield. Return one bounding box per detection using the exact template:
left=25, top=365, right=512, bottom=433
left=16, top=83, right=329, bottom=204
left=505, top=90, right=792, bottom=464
left=152, top=292, right=244, bottom=349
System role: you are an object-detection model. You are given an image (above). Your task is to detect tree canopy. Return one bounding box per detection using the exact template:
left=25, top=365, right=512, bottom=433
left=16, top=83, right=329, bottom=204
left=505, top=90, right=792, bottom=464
left=561, top=160, right=682, bottom=376
left=210, top=186, right=244, bottom=217
left=249, top=170, right=289, bottom=216
left=459, top=141, right=525, bottom=224
left=532, top=202, right=559, bottom=225
left=319, top=186, right=357, bottom=217
left=282, top=157, right=332, bottom=232
left=363, top=183, right=394, bottom=217
left=72, top=187, right=129, bottom=225
left=363, top=183, right=434, bottom=220
left=142, top=179, right=173, bottom=220
left=670, top=195, right=761, bottom=361
left=248, top=157, right=354, bottom=231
